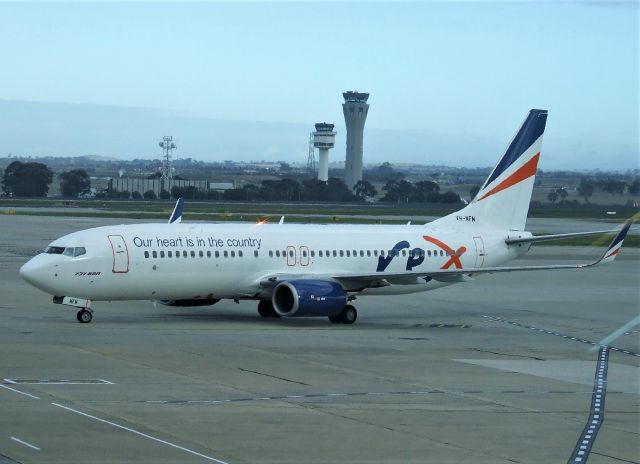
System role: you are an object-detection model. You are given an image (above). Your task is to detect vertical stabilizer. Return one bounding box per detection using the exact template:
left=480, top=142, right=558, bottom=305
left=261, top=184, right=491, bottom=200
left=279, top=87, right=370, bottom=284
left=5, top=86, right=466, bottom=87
left=438, top=109, right=548, bottom=231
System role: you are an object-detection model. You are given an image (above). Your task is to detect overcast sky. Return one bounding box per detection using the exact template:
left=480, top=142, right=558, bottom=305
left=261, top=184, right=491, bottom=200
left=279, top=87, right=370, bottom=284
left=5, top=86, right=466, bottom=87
left=0, top=1, right=638, bottom=169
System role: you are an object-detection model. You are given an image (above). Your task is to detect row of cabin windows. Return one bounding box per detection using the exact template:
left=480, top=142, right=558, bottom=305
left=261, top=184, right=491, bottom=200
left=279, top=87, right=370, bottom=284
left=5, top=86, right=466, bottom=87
left=143, top=248, right=454, bottom=260
left=144, top=249, right=247, bottom=259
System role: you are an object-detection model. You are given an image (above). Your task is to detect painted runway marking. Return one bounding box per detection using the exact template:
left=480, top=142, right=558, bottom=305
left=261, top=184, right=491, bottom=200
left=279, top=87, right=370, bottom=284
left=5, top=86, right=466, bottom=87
left=51, top=402, right=230, bottom=464
left=590, top=315, right=640, bottom=352
left=4, top=378, right=114, bottom=385
left=482, top=316, right=640, bottom=357
left=10, top=436, right=40, bottom=451
left=567, top=347, right=609, bottom=464
left=144, top=389, right=626, bottom=406
left=0, top=384, right=41, bottom=400
left=9, top=437, right=40, bottom=451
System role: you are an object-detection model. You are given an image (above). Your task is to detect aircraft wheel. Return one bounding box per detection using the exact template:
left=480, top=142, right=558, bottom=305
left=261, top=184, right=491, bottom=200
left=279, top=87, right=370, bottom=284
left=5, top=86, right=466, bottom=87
left=258, top=300, right=280, bottom=318
left=328, top=314, right=342, bottom=323
left=77, top=309, right=93, bottom=324
left=340, top=305, right=357, bottom=325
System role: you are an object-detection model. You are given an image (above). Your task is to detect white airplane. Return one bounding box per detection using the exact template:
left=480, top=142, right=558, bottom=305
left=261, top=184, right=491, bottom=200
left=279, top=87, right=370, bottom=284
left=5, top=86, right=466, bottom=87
left=19, top=109, right=632, bottom=324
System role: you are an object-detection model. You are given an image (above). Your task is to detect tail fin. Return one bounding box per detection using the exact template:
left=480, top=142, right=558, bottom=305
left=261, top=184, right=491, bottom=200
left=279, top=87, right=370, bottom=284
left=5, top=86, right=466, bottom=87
left=439, top=109, right=548, bottom=231
left=168, top=197, right=184, bottom=224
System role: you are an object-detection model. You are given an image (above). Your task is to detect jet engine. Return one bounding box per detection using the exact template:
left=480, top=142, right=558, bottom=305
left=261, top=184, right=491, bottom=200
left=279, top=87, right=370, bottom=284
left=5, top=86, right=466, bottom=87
left=159, top=299, right=220, bottom=307
left=272, top=280, right=347, bottom=317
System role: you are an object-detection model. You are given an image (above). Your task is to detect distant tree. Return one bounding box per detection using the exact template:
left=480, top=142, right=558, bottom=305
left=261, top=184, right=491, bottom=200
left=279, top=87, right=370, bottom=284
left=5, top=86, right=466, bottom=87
left=382, top=180, right=414, bottom=203
left=243, top=183, right=261, bottom=201
left=222, top=188, right=246, bottom=201
left=2, top=161, right=53, bottom=197
left=412, top=180, right=440, bottom=202
left=547, top=190, right=558, bottom=203
left=469, top=185, right=481, bottom=201
left=147, top=172, right=162, bottom=179
left=629, top=179, right=640, bottom=196
left=438, top=191, right=462, bottom=204
left=143, top=190, right=156, bottom=200
left=353, top=180, right=377, bottom=201
left=159, top=189, right=170, bottom=200
left=577, top=178, right=595, bottom=201
left=171, top=185, right=200, bottom=200
left=557, top=187, right=568, bottom=201
left=119, top=190, right=131, bottom=199
left=131, top=191, right=142, bottom=199
left=60, top=169, right=91, bottom=197
left=597, top=178, right=626, bottom=195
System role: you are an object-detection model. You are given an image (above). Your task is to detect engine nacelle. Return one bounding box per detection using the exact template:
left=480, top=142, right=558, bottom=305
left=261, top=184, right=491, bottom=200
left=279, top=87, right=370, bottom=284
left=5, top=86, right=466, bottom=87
left=272, top=280, right=346, bottom=317
left=159, top=299, right=220, bottom=307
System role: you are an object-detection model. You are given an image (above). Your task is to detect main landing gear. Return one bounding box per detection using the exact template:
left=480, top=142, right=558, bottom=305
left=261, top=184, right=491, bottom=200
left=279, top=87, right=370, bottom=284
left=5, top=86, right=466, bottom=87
left=329, top=305, right=357, bottom=325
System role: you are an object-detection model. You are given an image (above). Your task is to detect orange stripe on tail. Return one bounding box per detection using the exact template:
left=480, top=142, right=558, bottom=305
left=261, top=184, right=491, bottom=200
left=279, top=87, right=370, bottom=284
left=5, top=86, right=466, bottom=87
left=477, top=153, right=540, bottom=202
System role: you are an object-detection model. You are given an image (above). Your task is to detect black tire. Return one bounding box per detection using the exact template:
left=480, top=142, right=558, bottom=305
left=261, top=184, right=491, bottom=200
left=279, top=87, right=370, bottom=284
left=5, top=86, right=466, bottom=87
left=258, top=300, right=280, bottom=318
left=341, top=305, right=357, bottom=325
left=77, top=309, right=92, bottom=324
left=328, top=315, right=342, bottom=323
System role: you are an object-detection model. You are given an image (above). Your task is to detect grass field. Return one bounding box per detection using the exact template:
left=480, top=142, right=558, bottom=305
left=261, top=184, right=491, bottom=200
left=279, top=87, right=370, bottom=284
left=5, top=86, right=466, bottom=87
left=1, top=198, right=637, bottom=220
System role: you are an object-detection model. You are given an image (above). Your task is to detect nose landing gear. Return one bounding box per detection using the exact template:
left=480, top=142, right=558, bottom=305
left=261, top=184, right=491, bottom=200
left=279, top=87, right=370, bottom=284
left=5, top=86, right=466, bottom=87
left=53, top=296, right=94, bottom=323
left=76, top=308, right=93, bottom=323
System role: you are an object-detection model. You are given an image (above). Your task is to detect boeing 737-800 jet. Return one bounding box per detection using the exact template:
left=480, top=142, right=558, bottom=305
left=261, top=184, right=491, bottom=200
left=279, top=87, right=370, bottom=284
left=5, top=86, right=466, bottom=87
left=19, top=109, right=632, bottom=324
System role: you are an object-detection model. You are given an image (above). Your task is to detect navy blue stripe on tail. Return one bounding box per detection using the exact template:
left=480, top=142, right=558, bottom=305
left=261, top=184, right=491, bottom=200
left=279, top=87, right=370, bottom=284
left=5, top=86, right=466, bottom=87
left=482, top=109, right=548, bottom=189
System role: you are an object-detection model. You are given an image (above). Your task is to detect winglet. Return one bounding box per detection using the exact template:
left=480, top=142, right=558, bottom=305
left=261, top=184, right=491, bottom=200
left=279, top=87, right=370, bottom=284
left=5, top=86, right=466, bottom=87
left=592, top=219, right=633, bottom=266
left=168, top=197, right=184, bottom=224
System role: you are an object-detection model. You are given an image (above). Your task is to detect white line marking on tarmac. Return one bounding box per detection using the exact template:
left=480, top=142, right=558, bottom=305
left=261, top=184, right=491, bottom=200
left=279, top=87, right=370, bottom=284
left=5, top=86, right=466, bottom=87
left=591, top=315, right=640, bottom=352
left=51, top=402, right=230, bottom=464
left=10, top=436, right=40, bottom=451
left=0, top=384, right=40, bottom=400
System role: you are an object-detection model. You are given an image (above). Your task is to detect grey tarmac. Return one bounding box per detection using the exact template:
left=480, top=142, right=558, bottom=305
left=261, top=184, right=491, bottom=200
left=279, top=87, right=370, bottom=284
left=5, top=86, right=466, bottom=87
left=0, top=215, right=638, bottom=464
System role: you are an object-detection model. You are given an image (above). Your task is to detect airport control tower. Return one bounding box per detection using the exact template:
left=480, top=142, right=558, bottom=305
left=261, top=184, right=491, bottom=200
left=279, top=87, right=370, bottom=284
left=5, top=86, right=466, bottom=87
left=313, top=123, right=336, bottom=182
left=342, top=91, right=369, bottom=189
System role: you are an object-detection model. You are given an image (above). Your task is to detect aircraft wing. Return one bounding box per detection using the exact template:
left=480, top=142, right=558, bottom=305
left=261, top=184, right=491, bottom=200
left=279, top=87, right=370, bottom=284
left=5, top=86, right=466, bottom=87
left=505, top=229, right=617, bottom=245
left=333, top=219, right=633, bottom=287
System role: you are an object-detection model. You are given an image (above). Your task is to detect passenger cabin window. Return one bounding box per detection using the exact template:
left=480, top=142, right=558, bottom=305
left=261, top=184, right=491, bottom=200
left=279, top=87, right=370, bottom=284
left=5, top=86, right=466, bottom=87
left=223, top=251, right=228, bottom=258
left=183, top=251, right=187, bottom=258
left=254, top=250, right=258, bottom=258
left=269, top=250, right=273, bottom=257
left=160, top=251, right=165, bottom=258
left=190, top=250, right=196, bottom=258
left=215, top=251, right=220, bottom=258
left=207, top=251, right=211, bottom=258
left=152, top=251, right=157, bottom=258
left=144, top=251, right=149, bottom=258
left=319, top=250, right=323, bottom=257
left=168, top=251, right=173, bottom=258
left=199, top=250, right=203, bottom=258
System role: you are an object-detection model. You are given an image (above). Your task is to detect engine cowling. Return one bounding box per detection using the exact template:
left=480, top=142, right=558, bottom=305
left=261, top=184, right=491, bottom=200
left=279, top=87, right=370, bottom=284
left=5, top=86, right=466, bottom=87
left=159, top=299, right=220, bottom=307
left=272, top=280, right=346, bottom=317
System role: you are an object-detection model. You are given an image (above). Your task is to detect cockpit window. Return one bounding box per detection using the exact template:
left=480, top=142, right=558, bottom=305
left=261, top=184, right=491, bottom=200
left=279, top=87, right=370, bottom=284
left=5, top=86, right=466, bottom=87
left=48, top=246, right=86, bottom=257
left=73, top=247, right=86, bottom=257
left=45, top=246, right=65, bottom=254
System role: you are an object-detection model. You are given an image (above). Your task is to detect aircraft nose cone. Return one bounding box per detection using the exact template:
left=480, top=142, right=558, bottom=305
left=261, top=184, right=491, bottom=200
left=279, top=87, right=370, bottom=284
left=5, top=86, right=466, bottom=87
left=19, top=257, right=50, bottom=290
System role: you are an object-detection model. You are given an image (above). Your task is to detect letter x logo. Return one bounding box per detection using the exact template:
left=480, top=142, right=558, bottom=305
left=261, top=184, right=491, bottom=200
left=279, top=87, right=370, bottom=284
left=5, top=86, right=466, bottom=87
left=422, top=235, right=467, bottom=269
